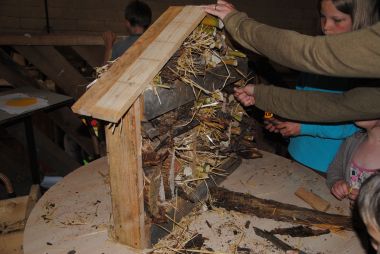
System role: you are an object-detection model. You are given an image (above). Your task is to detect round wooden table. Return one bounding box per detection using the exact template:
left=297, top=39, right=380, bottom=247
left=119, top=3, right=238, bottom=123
left=24, top=152, right=365, bottom=253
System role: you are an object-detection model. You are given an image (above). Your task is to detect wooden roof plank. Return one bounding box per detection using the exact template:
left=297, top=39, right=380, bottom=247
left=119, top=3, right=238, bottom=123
left=72, top=6, right=206, bottom=123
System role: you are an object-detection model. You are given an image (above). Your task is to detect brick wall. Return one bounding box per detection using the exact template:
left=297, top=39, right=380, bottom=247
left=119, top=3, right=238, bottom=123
left=0, top=0, right=319, bottom=35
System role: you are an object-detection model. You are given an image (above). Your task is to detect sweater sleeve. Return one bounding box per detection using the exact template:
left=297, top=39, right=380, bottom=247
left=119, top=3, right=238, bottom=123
left=254, top=85, right=380, bottom=122
left=300, top=123, right=358, bottom=139
left=223, top=11, right=380, bottom=78
left=326, top=141, right=349, bottom=189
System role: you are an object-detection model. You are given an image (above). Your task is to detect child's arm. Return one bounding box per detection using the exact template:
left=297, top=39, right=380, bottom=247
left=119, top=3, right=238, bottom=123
left=299, top=123, right=358, bottom=139
left=326, top=139, right=350, bottom=191
left=102, top=31, right=116, bottom=65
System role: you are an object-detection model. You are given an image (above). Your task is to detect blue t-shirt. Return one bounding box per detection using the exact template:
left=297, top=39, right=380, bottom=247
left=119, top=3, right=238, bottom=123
left=111, top=35, right=140, bottom=60
left=288, top=74, right=359, bottom=172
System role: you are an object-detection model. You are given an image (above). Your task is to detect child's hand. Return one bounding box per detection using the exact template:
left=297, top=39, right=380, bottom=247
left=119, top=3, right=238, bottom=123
left=264, top=118, right=282, bottom=133
left=276, top=122, right=301, bottom=137
left=348, top=188, right=359, bottom=202
left=331, top=180, right=350, bottom=200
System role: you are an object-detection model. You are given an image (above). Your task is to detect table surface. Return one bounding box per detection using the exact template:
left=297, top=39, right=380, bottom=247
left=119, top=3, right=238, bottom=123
left=0, top=87, right=72, bottom=125
left=23, top=151, right=365, bottom=254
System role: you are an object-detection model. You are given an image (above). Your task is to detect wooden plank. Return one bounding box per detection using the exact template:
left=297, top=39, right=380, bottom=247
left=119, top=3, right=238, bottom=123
left=0, top=231, right=23, bottom=254
left=295, top=187, right=330, bottom=212
left=0, top=34, right=104, bottom=46
left=33, top=128, right=81, bottom=175
left=0, top=186, right=39, bottom=254
left=105, top=97, right=146, bottom=248
left=0, top=196, right=29, bottom=233
left=0, top=49, right=40, bottom=88
left=6, top=123, right=81, bottom=176
left=72, top=45, right=105, bottom=68
left=72, top=6, right=206, bottom=123
left=14, top=46, right=88, bottom=98
left=47, top=107, right=96, bottom=157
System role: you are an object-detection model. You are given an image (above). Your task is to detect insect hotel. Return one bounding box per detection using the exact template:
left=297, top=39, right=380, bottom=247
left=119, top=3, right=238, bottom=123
left=18, top=5, right=365, bottom=254
left=20, top=5, right=254, bottom=252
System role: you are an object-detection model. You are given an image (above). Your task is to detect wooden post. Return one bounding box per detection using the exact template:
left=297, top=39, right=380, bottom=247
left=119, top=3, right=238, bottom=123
left=105, top=97, right=146, bottom=248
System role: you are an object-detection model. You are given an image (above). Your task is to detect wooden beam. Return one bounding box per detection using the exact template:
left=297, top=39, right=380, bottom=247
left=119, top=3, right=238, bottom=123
left=0, top=34, right=104, bottom=46
left=0, top=49, right=40, bottom=88
left=0, top=49, right=95, bottom=160
left=33, top=128, right=81, bottom=175
left=105, top=97, right=146, bottom=248
left=210, top=187, right=353, bottom=231
left=5, top=124, right=81, bottom=176
left=14, top=46, right=88, bottom=98
left=72, top=6, right=206, bottom=123
left=72, top=45, right=105, bottom=68
left=47, top=108, right=96, bottom=157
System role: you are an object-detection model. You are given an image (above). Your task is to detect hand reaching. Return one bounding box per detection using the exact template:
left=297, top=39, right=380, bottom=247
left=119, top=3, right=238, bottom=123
left=331, top=180, right=350, bottom=200
left=264, top=118, right=283, bottom=133
left=276, top=121, right=301, bottom=137
left=234, top=84, right=255, bottom=106
left=203, top=0, right=236, bottom=20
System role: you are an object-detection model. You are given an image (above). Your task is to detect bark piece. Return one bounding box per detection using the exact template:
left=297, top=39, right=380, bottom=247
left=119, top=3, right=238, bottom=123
left=210, top=187, right=352, bottom=231
left=270, top=226, right=330, bottom=237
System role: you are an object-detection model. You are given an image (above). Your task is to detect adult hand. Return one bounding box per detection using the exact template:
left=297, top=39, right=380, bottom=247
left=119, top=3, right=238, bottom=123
left=331, top=180, right=349, bottom=200
left=102, top=31, right=116, bottom=49
left=276, top=122, right=301, bottom=137
left=234, top=84, right=255, bottom=107
left=203, top=0, right=236, bottom=20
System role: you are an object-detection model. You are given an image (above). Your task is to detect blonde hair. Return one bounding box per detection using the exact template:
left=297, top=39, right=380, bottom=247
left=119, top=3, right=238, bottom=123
left=357, top=174, right=380, bottom=231
left=319, top=0, right=380, bottom=30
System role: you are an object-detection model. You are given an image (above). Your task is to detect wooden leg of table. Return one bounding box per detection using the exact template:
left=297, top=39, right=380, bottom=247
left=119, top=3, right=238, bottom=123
left=24, top=117, right=40, bottom=184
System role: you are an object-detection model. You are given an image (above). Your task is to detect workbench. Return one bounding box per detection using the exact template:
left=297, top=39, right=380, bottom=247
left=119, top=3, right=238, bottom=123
left=23, top=150, right=365, bottom=253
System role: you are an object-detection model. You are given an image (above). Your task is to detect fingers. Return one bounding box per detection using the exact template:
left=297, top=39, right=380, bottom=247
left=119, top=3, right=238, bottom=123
left=348, top=188, right=359, bottom=201
left=264, top=122, right=279, bottom=133
left=217, top=0, right=234, bottom=8
left=203, top=0, right=235, bottom=20
left=234, top=89, right=255, bottom=106
left=331, top=181, right=349, bottom=200
left=235, top=94, right=255, bottom=106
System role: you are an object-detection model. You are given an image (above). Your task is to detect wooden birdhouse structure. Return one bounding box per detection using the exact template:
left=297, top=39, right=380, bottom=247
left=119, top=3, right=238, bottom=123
left=72, top=5, right=254, bottom=249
